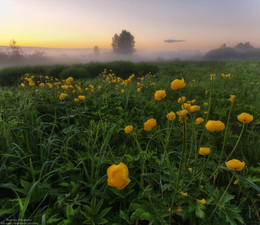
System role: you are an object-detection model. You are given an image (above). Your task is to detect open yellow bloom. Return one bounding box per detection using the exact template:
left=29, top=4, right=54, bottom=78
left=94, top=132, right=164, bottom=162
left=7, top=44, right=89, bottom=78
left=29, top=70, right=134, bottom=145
left=190, top=105, right=200, bottom=112
left=166, top=112, right=176, bottom=121
left=124, top=125, right=133, bottom=134
left=229, top=95, right=236, bottom=103
left=144, top=118, right=157, bottom=131
left=154, top=90, right=166, bottom=100
left=20, top=83, right=25, bottom=87
left=237, top=113, right=253, bottom=123
left=188, top=168, right=192, bottom=172
left=78, top=95, right=86, bottom=100
left=196, top=198, right=206, bottom=204
left=59, top=93, right=68, bottom=100
left=107, top=162, right=130, bottom=190
left=225, top=159, right=245, bottom=171
left=181, top=103, right=191, bottom=110
left=199, top=147, right=210, bottom=155
left=66, top=77, right=73, bottom=84
left=137, top=88, right=141, bottom=93
left=74, top=98, right=79, bottom=102
left=171, top=78, right=186, bottom=90
left=177, top=110, right=188, bottom=118
left=195, top=117, right=204, bottom=125
left=205, top=120, right=225, bottom=132
left=180, top=192, right=188, bottom=197
left=39, top=83, right=45, bottom=87
left=177, top=96, right=186, bottom=103
left=121, top=89, right=125, bottom=93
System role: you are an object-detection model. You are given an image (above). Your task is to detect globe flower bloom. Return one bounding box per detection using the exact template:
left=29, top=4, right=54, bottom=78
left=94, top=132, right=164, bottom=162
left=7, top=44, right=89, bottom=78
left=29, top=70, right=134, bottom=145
left=66, top=77, right=73, bottom=84
left=177, top=207, right=183, bottom=213
left=196, top=198, right=206, bottom=204
left=177, top=110, right=188, bottom=118
left=166, top=111, right=176, bottom=121
left=177, top=96, right=186, bottom=103
left=59, top=93, right=68, bottom=100
left=180, top=192, right=188, bottom=197
left=233, top=179, right=239, bottom=185
left=205, top=120, right=225, bottom=132
left=124, top=125, right=133, bottom=134
left=181, top=103, right=191, bottom=111
left=199, top=147, right=211, bottom=155
left=144, top=118, right=157, bottom=131
left=39, top=83, right=45, bottom=87
left=225, top=159, right=245, bottom=171
left=171, top=78, right=186, bottom=90
left=195, top=117, right=204, bottom=125
left=154, top=90, right=166, bottom=100
left=237, top=113, right=253, bottom=124
left=137, top=88, right=141, bottom=93
left=190, top=105, right=200, bottom=112
left=20, top=83, right=25, bottom=87
left=78, top=95, right=86, bottom=101
left=107, top=162, right=130, bottom=190
left=229, top=95, right=236, bottom=103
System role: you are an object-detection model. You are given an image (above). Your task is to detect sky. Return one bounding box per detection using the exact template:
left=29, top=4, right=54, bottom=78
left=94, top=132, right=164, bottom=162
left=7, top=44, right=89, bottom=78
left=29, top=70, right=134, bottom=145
left=0, top=0, right=260, bottom=50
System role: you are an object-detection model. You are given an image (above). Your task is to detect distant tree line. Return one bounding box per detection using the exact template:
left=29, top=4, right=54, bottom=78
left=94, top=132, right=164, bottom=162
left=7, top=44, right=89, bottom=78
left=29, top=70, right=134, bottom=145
left=204, top=42, right=260, bottom=60
left=0, top=39, right=48, bottom=67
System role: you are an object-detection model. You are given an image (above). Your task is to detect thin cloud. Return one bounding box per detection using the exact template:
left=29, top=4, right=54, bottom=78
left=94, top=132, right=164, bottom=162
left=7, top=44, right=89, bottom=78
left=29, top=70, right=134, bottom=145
left=164, top=39, right=186, bottom=43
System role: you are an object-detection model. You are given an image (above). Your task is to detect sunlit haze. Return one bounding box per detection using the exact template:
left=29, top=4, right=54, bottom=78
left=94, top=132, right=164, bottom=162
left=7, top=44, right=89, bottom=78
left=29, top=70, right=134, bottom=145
left=0, top=0, right=260, bottom=50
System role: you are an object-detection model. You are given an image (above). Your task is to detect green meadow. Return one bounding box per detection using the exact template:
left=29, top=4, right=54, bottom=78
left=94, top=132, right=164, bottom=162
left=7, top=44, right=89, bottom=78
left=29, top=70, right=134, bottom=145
left=0, top=61, right=259, bottom=225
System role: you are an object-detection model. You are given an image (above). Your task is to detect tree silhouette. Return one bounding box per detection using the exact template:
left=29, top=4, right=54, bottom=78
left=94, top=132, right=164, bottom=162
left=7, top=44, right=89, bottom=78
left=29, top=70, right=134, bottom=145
left=112, top=30, right=135, bottom=54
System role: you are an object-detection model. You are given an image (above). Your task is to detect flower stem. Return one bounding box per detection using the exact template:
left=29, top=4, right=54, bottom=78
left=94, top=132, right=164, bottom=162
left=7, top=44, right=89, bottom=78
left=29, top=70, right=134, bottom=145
left=208, top=172, right=235, bottom=221
left=225, top=123, right=245, bottom=161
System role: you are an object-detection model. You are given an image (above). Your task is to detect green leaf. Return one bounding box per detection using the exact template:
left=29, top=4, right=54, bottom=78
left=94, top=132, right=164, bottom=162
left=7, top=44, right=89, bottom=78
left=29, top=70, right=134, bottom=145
left=195, top=204, right=205, bottom=219
left=66, top=205, right=74, bottom=218
left=236, top=174, right=260, bottom=193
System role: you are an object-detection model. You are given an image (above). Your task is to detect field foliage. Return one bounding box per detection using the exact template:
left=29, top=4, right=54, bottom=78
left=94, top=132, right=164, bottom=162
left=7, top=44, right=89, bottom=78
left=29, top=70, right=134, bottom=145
left=0, top=61, right=259, bottom=224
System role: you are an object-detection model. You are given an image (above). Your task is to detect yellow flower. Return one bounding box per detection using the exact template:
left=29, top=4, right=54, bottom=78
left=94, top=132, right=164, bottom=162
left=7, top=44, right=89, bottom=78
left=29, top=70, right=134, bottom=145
left=74, top=98, right=79, bottom=102
left=229, top=95, right=236, bottom=103
left=166, top=112, right=176, bottom=121
left=191, top=99, right=196, bottom=104
left=195, top=117, right=204, bottom=125
left=154, top=90, right=166, bottom=100
left=29, top=82, right=35, bottom=86
left=190, top=105, right=200, bottom=112
left=177, top=110, right=188, bottom=118
left=199, top=147, right=211, bottom=156
left=177, top=206, right=183, bottom=213
left=237, top=113, right=253, bottom=123
left=107, top=162, right=130, bottom=190
left=61, top=85, right=69, bottom=90
left=59, top=93, right=68, bottom=100
left=181, top=103, right=191, bottom=110
left=121, top=89, right=125, bottom=93
left=196, top=198, right=206, bottom=204
left=225, top=159, right=245, bottom=171
left=210, top=74, right=215, bottom=80
left=124, top=125, right=133, bottom=134
left=47, top=83, right=53, bottom=89
left=85, top=88, right=88, bottom=91
left=137, top=88, right=141, bottom=93
left=39, top=83, right=45, bottom=87
left=89, top=85, right=94, bottom=89
left=180, top=192, right=188, bottom=197
left=177, top=96, right=186, bottom=103
left=98, top=85, right=101, bottom=90
left=204, top=102, right=208, bottom=106
left=78, top=95, right=86, bottom=101
left=188, top=168, right=192, bottom=172
left=171, top=78, right=186, bottom=90
left=144, top=118, right=157, bottom=131
left=233, top=179, right=239, bottom=185
left=20, top=83, right=25, bottom=87
left=205, top=120, right=225, bottom=132
left=66, top=77, right=73, bottom=84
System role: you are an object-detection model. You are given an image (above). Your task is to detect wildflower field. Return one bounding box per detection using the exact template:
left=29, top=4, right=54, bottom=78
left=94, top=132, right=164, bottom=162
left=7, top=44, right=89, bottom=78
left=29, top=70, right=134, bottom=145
left=0, top=61, right=259, bottom=225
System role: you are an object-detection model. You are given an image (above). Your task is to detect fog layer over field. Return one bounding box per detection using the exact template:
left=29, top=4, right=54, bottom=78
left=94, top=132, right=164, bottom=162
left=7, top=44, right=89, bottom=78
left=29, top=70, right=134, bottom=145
left=0, top=46, right=205, bottom=69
